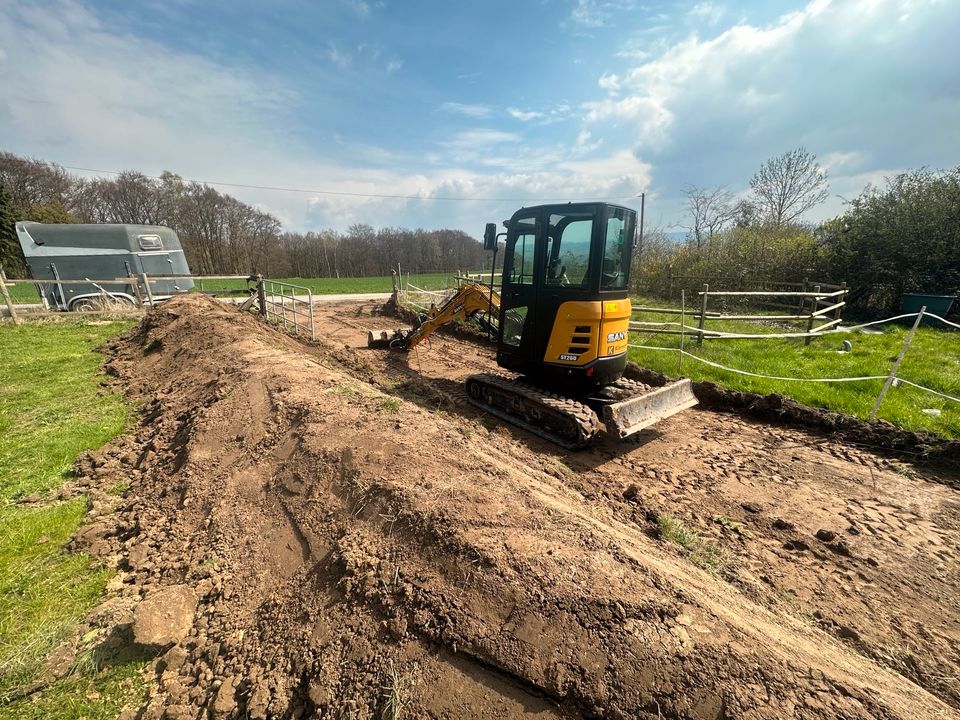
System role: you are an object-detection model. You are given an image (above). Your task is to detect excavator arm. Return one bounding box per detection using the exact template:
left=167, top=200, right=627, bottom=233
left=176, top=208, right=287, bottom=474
left=368, top=280, right=500, bottom=350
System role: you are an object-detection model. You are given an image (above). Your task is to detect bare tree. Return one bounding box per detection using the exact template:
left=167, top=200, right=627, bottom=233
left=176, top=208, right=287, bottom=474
left=683, top=184, right=735, bottom=249
left=749, top=148, right=829, bottom=227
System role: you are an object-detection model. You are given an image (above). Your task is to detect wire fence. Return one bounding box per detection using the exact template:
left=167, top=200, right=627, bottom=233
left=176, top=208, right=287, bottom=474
left=629, top=306, right=960, bottom=419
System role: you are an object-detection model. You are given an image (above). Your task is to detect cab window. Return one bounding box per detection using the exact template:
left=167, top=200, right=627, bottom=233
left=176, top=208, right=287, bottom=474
left=507, top=216, right=536, bottom=285
left=601, top=209, right=633, bottom=290
left=543, top=213, right=593, bottom=288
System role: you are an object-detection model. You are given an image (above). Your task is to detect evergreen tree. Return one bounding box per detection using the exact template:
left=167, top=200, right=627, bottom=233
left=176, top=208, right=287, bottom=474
left=0, top=183, right=26, bottom=278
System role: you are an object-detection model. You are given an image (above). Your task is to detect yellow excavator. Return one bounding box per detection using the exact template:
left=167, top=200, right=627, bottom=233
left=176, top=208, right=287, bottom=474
left=368, top=202, right=697, bottom=448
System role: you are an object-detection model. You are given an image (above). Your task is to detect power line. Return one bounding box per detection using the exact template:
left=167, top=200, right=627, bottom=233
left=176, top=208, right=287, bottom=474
left=61, top=164, right=641, bottom=204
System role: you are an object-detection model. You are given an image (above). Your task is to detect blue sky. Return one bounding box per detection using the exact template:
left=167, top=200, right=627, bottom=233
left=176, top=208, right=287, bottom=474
left=1, top=0, right=958, bottom=235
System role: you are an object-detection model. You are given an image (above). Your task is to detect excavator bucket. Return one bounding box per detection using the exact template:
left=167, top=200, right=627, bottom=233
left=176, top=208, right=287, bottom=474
left=601, top=379, right=698, bottom=438
left=367, top=330, right=394, bottom=349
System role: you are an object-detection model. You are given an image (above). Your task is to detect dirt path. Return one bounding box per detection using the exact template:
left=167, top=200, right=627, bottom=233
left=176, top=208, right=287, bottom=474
left=75, top=296, right=960, bottom=719
left=317, top=300, right=960, bottom=710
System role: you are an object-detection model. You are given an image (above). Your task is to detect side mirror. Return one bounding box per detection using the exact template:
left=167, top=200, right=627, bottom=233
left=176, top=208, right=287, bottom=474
left=483, top=223, right=497, bottom=251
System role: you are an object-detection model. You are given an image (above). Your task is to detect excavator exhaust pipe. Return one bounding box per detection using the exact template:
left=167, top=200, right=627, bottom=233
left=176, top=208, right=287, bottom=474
left=601, top=379, right=698, bottom=438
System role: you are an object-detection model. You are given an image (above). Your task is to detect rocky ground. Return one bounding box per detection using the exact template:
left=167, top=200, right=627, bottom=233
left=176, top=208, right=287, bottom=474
left=61, top=294, right=959, bottom=719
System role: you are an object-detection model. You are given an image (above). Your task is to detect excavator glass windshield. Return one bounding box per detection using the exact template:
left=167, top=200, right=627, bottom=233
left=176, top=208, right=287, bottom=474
left=545, top=212, right=593, bottom=288
left=601, top=207, right=634, bottom=290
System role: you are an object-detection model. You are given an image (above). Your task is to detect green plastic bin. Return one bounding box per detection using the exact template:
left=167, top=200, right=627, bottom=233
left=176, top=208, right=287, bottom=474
left=900, top=293, right=955, bottom=326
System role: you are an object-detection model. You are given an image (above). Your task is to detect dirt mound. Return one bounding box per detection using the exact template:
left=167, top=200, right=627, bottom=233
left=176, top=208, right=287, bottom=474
left=78, top=294, right=958, bottom=719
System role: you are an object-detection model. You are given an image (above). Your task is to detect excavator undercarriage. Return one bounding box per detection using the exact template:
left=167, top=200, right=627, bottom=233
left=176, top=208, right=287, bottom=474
left=368, top=278, right=697, bottom=449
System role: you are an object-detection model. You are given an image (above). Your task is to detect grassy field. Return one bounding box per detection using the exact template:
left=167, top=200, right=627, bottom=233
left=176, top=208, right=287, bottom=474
left=0, top=321, right=143, bottom=717
left=7, top=272, right=460, bottom=304
left=628, top=296, right=960, bottom=438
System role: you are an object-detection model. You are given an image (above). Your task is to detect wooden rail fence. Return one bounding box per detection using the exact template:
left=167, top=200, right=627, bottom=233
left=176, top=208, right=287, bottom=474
left=631, top=282, right=848, bottom=346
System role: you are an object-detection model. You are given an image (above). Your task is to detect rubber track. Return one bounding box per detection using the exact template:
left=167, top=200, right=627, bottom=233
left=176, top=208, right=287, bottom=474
left=464, top=373, right=603, bottom=449
left=591, top=377, right=655, bottom=403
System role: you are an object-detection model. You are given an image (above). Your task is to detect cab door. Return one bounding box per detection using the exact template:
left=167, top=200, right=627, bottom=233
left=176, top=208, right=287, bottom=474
left=497, top=211, right=540, bottom=372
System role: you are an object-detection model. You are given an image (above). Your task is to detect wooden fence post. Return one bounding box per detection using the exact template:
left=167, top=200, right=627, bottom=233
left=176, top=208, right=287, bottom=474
left=390, top=270, right=399, bottom=303
left=129, top=274, right=144, bottom=308
left=804, top=284, right=820, bottom=346
left=140, top=273, right=155, bottom=307
left=869, top=306, right=925, bottom=420
left=697, top=283, right=709, bottom=347
left=799, top=277, right=809, bottom=313
left=834, top=282, right=847, bottom=324
left=0, top=269, right=22, bottom=326
left=679, top=289, right=686, bottom=373
left=256, top=275, right=267, bottom=318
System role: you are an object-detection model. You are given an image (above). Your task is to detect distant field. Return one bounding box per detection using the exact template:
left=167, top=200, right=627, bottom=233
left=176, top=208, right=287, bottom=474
left=6, top=272, right=460, bottom=304
left=628, top=296, right=960, bottom=438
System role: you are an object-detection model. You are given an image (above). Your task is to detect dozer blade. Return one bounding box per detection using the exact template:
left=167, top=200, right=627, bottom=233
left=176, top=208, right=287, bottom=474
left=367, top=330, right=394, bottom=349
left=601, top=379, right=698, bottom=438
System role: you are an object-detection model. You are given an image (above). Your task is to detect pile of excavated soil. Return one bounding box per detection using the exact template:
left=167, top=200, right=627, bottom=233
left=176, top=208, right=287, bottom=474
left=73, top=294, right=959, bottom=719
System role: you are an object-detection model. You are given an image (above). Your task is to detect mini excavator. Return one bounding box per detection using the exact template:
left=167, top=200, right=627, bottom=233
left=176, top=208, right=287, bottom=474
left=368, top=202, right=697, bottom=448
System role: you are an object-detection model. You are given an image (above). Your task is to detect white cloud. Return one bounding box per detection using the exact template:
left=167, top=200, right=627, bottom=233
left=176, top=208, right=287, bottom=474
left=438, top=102, right=493, bottom=118
left=688, top=2, right=724, bottom=26
left=386, top=59, right=403, bottom=74
left=506, top=107, right=544, bottom=121
left=598, top=72, right=620, bottom=93
left=326, top=44, right=351, bottom=69
left=569, top=0, right=636, bottom=28
left=820, top=151, right=868, bottom=172
left=344, top=0, right=370, bottom=19
left=583, top=0, right=960, bottom=166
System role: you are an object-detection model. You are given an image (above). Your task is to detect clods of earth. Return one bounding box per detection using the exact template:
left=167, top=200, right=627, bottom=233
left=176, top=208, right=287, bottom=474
left=57, top=294, right=959, bottom=719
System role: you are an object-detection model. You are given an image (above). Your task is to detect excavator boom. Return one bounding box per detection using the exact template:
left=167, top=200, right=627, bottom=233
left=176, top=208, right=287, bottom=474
left=368, top=280, right=499, bottom=350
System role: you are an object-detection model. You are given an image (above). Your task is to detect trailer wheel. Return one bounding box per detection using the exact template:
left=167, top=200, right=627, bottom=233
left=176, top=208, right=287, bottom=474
left=71, top=298, right=104, bottom=312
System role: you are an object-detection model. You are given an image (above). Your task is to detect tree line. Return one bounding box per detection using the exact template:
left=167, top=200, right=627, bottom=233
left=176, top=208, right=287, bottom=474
left=635, top=148, right=960, bottom=317
left=0, top=151, right=488, bottom=279
left=2, top=149, right=957, bottom=318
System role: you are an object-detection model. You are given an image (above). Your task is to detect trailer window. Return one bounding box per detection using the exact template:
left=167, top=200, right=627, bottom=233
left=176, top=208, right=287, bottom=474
left=138, top=234, right=163, bottom=251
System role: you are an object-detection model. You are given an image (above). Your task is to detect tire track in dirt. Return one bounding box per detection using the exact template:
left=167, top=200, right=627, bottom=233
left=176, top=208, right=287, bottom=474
left=68, top=295, right=959, bottom=719
left=316, top=299, right=960, bottom=711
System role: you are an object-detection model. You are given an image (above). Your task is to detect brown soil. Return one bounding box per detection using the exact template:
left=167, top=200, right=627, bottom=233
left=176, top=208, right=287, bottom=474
left=77, top=294, right=960, bottom=719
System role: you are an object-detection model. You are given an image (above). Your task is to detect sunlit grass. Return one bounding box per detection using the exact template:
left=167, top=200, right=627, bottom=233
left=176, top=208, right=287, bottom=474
left=629, top=296, right=960, bottom=437
left=0, top=320, right=144, bottom=715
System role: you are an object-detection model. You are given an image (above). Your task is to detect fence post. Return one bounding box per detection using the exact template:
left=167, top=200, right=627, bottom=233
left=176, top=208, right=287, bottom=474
left=869, top=306, right=925, bottom=421
left=390, top=270, right=399, bottom=303
left=0, top=269, right=22, bottom=326
left=834, top=282, right=847, bottom=325
left=804, top=284, right=820, bottom=346
left=679, top=289, right=686, bottom=374
left=140, top=273, right=155, bottom=308
left=799, top=277, right=809, bottom=313
left=128, top=274, right=144, bottom=308
left=307, top=288, right=315, bottom=341
left=697, top=283, right=708, bottom=347
left=256, top=275, right=267, bottom=318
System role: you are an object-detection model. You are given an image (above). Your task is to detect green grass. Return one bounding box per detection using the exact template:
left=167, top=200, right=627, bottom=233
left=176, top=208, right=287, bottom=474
left=0, top=320, right=144, bottom=715
left=657, top=514, right=726, bottom=573
left=629, top=296, right=960, bottom=438
left=7, top=271, right=461, bottom=303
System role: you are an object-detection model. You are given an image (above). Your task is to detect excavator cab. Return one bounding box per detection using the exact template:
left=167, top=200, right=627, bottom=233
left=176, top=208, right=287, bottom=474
left=367, top=201, right=698, bottom=448
left=495, top=203, right=634, bottom=390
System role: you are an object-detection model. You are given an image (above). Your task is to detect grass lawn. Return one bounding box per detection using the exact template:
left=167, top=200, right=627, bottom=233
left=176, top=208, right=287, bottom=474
left=7, top=272, right=462, bottom=303
left=629, top=296, right=960, bottom=438
left=0, top=320, right=143, bottom=717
